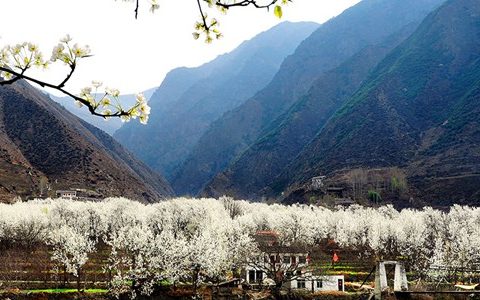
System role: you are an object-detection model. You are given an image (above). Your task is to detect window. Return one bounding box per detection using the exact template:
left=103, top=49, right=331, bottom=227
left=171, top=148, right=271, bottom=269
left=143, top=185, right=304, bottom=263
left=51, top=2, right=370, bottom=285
left=299, top=256, right=306, bottom=264
left=316, top=280, right=323, bottom=288
left=248, top=270, right=255, bottom=283
left=297, top=279, right=306, bottom=289
left=338, top=279, right=344, bottom=291
left=283, top=255, right=291, bottom=264
left=292, top=256, right=297, bottom=264
left=255, top=270, right=263, bottom=283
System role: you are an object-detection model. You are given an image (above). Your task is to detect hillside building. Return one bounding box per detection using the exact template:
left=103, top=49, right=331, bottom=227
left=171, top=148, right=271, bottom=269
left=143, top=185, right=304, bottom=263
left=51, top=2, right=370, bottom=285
left=55, top=190, right=77, bottom=199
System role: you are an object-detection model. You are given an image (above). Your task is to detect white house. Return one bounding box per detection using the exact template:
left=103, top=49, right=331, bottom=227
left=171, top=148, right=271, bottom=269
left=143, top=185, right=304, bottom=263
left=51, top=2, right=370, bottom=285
left=245, top=256, right=345, bottom=292
left=311, top=176, right=327, bottom=190
left=55, top=190, right=77, bottom=199
left=244, top=231, right=345, bottom=292
left=287, top=274, right=345, bottom=292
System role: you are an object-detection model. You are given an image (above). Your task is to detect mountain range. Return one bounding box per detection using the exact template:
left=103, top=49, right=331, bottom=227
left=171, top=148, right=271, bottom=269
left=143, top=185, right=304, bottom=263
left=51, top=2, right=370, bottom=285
left=174, top=0, right=447, bottom=197
left=272, top=0, right=480, bottom=206
left=2, top=0, right=478, bottom=207
left=203, top=0, right=480, bottom=206
left=0, top=81, right=172, bottom=203
left=203, top=22, right=421, bottom=200
left=114, top=21, right=319, bottom=180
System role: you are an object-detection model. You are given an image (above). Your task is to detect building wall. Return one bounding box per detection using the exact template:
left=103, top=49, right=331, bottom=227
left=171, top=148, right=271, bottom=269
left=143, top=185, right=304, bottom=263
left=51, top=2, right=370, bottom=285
left=244, top=252, right=309, bottom=285
left=289, top=275, right=344, bottom=292
left=56, top=190, right=77, bottom=198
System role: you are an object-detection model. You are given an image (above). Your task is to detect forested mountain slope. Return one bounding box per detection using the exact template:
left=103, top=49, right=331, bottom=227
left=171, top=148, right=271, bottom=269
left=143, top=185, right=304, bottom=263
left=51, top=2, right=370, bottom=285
left=176, top=0, right=446, bottom=196
left=204, top=22, right=421, bottom=199
left=272, top=0, right=480, bottom=206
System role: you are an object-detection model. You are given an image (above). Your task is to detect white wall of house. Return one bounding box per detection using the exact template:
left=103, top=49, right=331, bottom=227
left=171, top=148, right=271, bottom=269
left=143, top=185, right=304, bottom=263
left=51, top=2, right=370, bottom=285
left=311, top=176, right=326, bottom=190
left=56, top=190, right=77, bottom=198
left=244, top=251, right=346, bottom=292
left=289, top=275, right=345, bottom=292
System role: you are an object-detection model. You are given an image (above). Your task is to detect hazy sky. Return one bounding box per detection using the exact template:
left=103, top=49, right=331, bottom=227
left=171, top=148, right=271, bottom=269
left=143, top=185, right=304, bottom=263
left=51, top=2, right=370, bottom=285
left=1, top=0, right=360, bottom=95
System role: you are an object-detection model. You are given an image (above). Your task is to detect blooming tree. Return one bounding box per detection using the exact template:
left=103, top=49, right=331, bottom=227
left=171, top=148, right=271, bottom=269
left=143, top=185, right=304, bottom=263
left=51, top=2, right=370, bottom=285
left=1, top=198, right=480, bottom=298
left=105, top=224, right=160, bottom=298
left=428, top=206, right=480, bottom=282
left=48, top=225, right=95, bottom=291
left=0, top=37, right=151, bottom=124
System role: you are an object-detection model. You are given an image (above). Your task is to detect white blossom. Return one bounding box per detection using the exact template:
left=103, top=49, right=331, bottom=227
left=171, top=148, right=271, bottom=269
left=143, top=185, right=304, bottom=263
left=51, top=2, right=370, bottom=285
left=1, top=198, right=479, bottom=298
left=1, top=37, right=150, bottom=124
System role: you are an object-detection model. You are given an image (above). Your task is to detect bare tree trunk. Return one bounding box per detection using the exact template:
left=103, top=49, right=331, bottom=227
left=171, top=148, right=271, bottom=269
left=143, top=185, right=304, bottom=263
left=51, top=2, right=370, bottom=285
left=131, top=256, right=138, bottom=295
left=272, top=282, right=282, bottom=299
left=192, top=268, right=200, bottom=299
left=63, top=265, right=67, bottom=288
left=76, top=267, right=81, bottom=292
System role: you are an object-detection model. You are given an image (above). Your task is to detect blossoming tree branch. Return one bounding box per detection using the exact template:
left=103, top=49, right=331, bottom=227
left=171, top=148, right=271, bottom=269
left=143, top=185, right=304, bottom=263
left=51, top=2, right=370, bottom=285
left=131, top=0, right=289, bottom=42
left=0, top=0, right=288, bottom=123
left=0, top=36, right=151, bottom=124
left=192, top=0, right=289, bottom=42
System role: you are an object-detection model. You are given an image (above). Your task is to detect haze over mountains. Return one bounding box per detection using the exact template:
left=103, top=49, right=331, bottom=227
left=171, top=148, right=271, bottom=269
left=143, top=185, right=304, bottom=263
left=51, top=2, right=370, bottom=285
left=126, top=0, right=477, bottom=206
left=173, top=0, right=447, bottom=197
left=0, top=82, right=172, bottom=203
left=114, top=22, right=319, bottom=179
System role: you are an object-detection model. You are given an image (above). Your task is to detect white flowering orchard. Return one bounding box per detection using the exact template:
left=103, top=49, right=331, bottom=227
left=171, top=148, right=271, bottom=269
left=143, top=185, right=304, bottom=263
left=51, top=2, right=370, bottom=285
left=0, top=197, right=479, bottom=298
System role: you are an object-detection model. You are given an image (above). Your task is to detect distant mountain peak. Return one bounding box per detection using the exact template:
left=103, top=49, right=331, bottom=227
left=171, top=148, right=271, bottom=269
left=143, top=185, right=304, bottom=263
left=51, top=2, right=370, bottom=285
left=114, top=21, right=319, bottom=187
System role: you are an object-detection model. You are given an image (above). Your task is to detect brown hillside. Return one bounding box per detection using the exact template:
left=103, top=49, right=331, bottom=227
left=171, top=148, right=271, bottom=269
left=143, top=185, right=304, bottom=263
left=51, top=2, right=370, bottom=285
left=0, top=81, right=173, bottom=203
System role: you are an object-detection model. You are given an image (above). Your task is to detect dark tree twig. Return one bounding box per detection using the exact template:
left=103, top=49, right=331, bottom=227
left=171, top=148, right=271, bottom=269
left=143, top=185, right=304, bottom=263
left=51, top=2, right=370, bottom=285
left=135, top=0, right=139, bottom=19
left=214, top=0, right=280, bottom=9
left=198, top=0, right=284, bottom=33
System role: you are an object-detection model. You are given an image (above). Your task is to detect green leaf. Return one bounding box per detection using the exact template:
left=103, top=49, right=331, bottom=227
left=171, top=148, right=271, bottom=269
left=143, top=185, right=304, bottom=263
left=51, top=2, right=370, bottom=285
left=274, top=5, right=282, bottom=19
